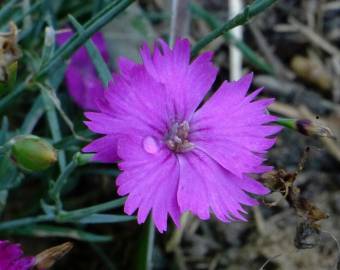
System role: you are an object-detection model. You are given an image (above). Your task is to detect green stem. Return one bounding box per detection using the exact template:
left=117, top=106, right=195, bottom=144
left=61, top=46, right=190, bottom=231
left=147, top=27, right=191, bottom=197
left=0, top=0, right=19, bottom=27
left=20, top=95, right=44, bottom=134
left=0, top=198, right=125, bottom=230
left=0, top=215, right=53, bottom=230
left=49, top=153, right=92, bottom=209
left=191, top=0, right=278, bottom=57
left=69, top=15, right=112, bottom=87
left=58, top=197, right=125, bottom=221
left=0, top=83, right=25, bottom=113
left=274, top=118, right=296, bottom=129
left=41, top=89, right=66, bottom=170
left=49, top=159, right=77, bottom=209
left=190, top=2, right=273, bottom=74
left=137, top=218, right=155, bottom=270
left=13, top=0, right=42, bottom=25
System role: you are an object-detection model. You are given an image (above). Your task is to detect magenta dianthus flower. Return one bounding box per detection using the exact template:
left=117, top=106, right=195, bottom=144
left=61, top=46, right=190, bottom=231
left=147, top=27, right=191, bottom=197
left=0, top=240, right=35, bottom=270
left=83, top=39, right=281, bottom=232
left=57, top=30, right=109, bottom=111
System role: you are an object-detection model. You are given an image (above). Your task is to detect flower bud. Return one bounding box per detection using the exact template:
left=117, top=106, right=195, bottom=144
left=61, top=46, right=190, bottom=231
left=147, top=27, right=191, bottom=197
left=276, top=118, right=336, bottom=139
left=10, top=135, right=57, bottom=172
left=295, top=119, right=335, bottom=138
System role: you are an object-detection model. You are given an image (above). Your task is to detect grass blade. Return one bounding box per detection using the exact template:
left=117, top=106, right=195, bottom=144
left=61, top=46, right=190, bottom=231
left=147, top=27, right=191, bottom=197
left=191, top=0, right=278, bottom=57
left=5, top=224, right=113, bottom=242
left=0, top=82, right=25, bottom=113
left=190, top=2, right=273, bottom=74
left=40, top=87, right=66, bottom=170
left=137, top=218, right=155, bottom=270
left=77, top=214, right=135, bottom=224
left=20, top=95, right=44, bottom=134
left=68, top=14, right=112, bottom=87
left=37, top=0, right=135, bottom=79
left=0, top=0, right=19, bottom=27
left=59, top=198, right=126, bottom=221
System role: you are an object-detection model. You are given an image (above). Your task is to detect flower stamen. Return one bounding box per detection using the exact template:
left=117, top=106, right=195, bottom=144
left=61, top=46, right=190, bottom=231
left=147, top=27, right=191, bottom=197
left=165, top=121, right=194, bottom=152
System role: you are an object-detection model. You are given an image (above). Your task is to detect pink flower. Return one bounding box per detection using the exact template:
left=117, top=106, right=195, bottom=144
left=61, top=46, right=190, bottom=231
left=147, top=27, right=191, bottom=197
left=0, top=240, right=35, bottom=270
left=83, top=39, right=281, bottom=232
left=56, top=30, right=109, bottom=111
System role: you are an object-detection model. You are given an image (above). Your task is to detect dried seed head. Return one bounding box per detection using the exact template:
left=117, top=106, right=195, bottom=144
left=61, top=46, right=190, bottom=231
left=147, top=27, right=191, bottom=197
left=0, top=22, right=21, bottom=82
left=35, top=242, right=74, bottom=270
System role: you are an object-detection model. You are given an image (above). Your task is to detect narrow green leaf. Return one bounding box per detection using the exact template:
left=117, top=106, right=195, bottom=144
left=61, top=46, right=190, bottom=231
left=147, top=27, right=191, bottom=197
left=37, top=0, right=135, bottom=79
left=0, top=82, right=25, bottom=113
left=5, top=224, right=112, bottom=242
left=190, top=2, right=273, bottom=74
left=40, top=200, right=57, bottom=216
left=13, top=0, right=42, bottom=25
left=137, top=218, right=155, bottom=270
left=0, top=215, right=53, bottom=230
left=0, top=0, right=19, bottom=27
left=191, top=0, right=278, bottom=57
left=49, top=158, right=77, bottom=209
left=79, top=168, right=120, bottom=177
left=40, top=87, right=66, bottom=170
left=69, top=14, right=112, bottom=87
left=0, top=155, right=22, bottom=191
left=20, top=95, right=44, bottom=134
left=77, top=214, right=135, bottom=224
left=53, top=130, right=94, bottom=149
left=58, top=198, right=125, bottom=221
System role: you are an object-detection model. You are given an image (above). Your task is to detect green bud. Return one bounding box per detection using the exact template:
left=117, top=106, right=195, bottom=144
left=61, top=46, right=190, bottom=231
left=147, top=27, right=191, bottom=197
left=10, top=135, right=57, bottom=172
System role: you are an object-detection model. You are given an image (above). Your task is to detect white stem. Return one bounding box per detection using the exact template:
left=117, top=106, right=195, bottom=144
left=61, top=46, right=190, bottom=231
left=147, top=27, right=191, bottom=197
left=229, top=0, right=244, bottom=80
left=169, top=0, right=179, bottom=47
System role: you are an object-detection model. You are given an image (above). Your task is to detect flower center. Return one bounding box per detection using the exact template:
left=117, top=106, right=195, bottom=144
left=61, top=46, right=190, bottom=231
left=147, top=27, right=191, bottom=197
left=165, top=121, right=194, bottom=152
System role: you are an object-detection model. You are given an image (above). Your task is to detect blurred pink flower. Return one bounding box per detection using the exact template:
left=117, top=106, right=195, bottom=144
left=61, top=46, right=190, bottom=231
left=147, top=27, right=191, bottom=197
left=57, top=30, right=109, bottom=111
left=0, top=240, right=35, bottom=270
left=83, top=39, right=280, bottom=232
